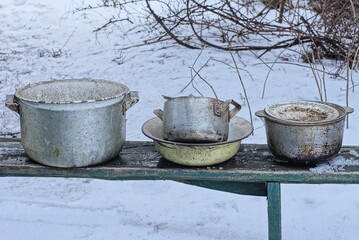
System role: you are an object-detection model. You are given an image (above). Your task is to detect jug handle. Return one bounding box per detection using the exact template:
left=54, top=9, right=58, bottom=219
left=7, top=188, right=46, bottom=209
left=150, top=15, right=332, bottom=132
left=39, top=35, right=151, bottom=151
left=5, top=95, right=20, bottom=114
left=153, top=109, right=164, bottom=120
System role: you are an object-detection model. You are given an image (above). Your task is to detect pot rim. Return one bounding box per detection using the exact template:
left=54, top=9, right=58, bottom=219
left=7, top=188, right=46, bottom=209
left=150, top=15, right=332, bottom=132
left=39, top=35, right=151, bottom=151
left=15, top=78, right=130, bottom=104
left=162, top=94, right=224, bottom=103
left=257, top=101, right=352, bottom=126
left=265, top=100, right=340, bottom=123
left=256, top=100, right=354, bottom=126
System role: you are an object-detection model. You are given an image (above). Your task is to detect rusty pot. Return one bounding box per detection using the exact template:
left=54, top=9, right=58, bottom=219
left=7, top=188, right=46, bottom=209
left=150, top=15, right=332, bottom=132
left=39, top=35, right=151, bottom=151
left=255, top=101, right=354, bottom=165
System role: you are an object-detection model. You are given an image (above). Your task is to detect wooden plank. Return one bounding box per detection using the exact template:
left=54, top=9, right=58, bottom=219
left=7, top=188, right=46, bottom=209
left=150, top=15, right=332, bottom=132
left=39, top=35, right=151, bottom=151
left=1, top=139, right=359, bottom=184
left=267, top=182, right=282, bottom=240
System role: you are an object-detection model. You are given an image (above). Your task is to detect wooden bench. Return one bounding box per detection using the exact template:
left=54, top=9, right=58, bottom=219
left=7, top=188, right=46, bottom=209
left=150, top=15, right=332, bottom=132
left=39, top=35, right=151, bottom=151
left=1, top=138, right=359, bottom=240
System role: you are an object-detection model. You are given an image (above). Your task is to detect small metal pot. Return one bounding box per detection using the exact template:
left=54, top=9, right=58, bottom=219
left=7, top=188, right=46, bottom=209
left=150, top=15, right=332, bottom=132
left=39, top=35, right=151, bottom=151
left=5, top=79, right=139, bottom=168
left=255, top=101, right=354, bottom=165
left=154, top=95, right=241, bottom=143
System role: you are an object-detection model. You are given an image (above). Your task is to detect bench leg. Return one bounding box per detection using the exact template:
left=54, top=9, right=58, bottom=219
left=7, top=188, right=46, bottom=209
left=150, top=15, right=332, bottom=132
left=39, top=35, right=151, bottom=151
left=267, top=182, right=282, bottom=240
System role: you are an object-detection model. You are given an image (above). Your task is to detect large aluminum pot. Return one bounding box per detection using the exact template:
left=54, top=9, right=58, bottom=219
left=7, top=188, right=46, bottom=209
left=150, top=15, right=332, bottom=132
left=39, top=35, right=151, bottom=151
left=255, top=101, right=354, bottom=165
left=154, top=95, right=241, bottom=143
left=5, top=79, right=139, bottom=168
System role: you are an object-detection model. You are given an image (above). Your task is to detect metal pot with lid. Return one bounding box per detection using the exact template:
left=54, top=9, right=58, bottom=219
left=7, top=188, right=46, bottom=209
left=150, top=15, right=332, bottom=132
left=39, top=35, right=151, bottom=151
left=255, top=100, right=354, bottom=165
left=5, top=79, right=139, bottom=168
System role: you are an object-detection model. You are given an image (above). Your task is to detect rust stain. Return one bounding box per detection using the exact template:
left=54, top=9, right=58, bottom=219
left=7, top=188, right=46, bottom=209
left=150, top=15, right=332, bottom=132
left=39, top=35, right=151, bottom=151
left=299, top=144, right=315, bottom=158
left=53, top=148, right=60, bottom=157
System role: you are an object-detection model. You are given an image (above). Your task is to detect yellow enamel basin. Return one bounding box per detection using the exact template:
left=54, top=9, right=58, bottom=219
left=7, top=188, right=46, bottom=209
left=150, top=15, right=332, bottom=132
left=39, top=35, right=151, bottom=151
left=142, top=116, right=253, bottom=166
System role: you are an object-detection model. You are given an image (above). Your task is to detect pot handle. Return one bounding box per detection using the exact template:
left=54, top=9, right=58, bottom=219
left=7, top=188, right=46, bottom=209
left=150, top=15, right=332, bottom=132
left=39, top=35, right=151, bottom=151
left=255, top=110, right=267, bottom=118
left=5, top=95, right=20, bottom=114
left=162, top=95, right=173, bottom=100
left=344, top=106, right=354, bottom=115
left=153, top=109, right=163, bottom=120
left=215, top=99, right=241, bottom=119
left=229, top=99, right=242, bottom=119
left=223, top=99, right=242, bottom=119
left=123, top=91, right=139, bottom=113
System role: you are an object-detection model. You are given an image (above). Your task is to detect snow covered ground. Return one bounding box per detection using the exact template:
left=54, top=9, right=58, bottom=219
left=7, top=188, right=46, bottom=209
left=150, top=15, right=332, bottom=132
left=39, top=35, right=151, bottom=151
left=0, top=0, right=359, bottom=239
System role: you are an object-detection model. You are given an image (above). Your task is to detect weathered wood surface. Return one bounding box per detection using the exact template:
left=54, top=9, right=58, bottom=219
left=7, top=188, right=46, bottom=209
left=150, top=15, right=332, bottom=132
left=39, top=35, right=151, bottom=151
left=1, top=138, right=359, bottom=184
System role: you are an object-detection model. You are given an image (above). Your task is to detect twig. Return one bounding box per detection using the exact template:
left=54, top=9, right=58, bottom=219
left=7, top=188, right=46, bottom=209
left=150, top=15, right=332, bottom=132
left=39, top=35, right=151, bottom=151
left=340, top=83, right=359, bottom=91
left=254, top=61, right=347, bottom=81
left=346, top=58, right=350, bottom=128
left=93, top=17, right=132, bottom=32
left=190, top=68, right=218, bottom=99
left=261, top=47, right=288, bottom=99
left=146, top=0, right=200, bottom=49
left=277, top=0, right=286, bottom=23
left=300, top=44, right=324, bottom=101
left=228, top=48, right=253, bottom=128
left=117, top=37, right=173, bottom=51
left=181, top=48, right=205, bottom=93
left=61, top=29, right=76, bottom=50
left=209, top=57, right=255, bottom=82
left=181, top=53, right=219, bottom=98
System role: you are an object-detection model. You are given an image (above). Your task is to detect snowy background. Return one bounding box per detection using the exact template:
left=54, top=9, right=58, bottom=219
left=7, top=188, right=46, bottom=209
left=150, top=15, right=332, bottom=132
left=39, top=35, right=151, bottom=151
left=1, top=0, right=359, bottom=239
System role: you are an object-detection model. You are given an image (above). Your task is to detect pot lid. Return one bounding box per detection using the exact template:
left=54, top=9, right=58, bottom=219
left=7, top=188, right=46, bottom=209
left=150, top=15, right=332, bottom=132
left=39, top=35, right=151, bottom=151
left=264, top=101, right=340, bottom=123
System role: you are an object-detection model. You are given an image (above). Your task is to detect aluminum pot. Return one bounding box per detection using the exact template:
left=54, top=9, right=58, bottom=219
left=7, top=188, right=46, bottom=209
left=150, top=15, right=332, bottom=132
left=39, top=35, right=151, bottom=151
left=154, top=95, right=241, bottom=143
left=5, top=79, right=139, bottom=168
left=255, top=101, right=354, bottom=165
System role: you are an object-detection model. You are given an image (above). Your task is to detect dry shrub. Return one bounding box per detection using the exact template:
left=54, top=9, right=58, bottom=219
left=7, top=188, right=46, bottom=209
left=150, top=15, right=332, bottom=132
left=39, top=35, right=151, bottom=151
left=262, top=0, right=293, bottom=9
left=310, top=0, right=359, bottom=40
left=307, top=0, right=359, bottom=66
left=77, top=0, right=359, bottom=68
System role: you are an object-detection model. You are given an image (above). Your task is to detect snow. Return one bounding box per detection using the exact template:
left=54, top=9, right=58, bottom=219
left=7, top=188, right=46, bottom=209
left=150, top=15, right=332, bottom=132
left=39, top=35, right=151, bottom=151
left=310, top=156, right=359, bottom=174
left=1, top=0, right=359, bottom=239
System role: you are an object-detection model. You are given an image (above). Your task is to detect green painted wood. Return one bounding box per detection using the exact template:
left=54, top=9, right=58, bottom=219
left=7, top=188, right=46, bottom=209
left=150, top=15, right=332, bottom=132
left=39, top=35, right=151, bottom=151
left=267, top=182, right=282, bottom=240
left=179, top=180, right=267, bottom=196
left=1, top=139, right=359, bottom=184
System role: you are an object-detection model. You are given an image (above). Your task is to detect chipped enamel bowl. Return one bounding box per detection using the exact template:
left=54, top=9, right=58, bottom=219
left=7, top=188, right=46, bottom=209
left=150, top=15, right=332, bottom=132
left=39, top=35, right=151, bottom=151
left=142, top=116, right=253, bottom=166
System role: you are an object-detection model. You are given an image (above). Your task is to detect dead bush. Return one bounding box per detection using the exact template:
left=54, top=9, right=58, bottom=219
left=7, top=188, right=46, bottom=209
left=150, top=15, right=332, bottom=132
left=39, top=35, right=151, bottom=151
left=75, top=0, right=359, bottom=68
